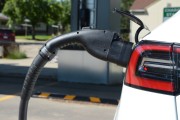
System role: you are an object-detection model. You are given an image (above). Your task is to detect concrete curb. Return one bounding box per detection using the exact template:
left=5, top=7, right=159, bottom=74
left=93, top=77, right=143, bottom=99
left=33, top=92, right=119, bottom=105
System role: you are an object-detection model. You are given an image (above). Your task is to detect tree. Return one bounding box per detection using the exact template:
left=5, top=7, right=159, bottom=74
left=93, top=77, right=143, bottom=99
left=0, top=0, right=5, bottom=12
left=2, top=0, right=63, bottom=39
left=2, top=0, right=22, bottom=31
left=120, top=0, right=134, bottom=41
left=59, top=0, right=71, bottom=33
left=22, top=0, right=64, bottom=39
left=47, top=0, right=71, bottom=34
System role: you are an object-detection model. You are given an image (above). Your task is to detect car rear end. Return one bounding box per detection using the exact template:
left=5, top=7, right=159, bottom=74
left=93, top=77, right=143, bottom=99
left=114, top=40, right=180, bottom=120
left=113, top=10, right=180, bottom=120
left=0, top=29, right=15, bottom=42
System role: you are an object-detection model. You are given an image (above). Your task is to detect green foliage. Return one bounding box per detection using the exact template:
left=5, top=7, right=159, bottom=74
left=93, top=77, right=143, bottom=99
left=120, top=0, right=134, bottom=41
left=0, top=0, right=5, bottom=12
left=22, top=0, right=62, bottom=26
left=120, top=0, right=134, bottom=28
left=6, top=50, right=27, bottom=59
left=121, top=0, right=134, bottom=13
left=21, top=0, right=63, bottom=39
left=2, top=0, right=22, bottom=31
left=2, top=0, right=71, bottom=39
left=16, top=35, right=52, bottom=41
left=59, top=0, right=71, bottom=33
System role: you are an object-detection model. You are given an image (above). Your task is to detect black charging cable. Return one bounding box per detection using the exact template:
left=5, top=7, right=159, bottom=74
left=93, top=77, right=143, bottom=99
left=19, top=29, right=133, bottom=120
left=113, top=8, right=150, bottom=44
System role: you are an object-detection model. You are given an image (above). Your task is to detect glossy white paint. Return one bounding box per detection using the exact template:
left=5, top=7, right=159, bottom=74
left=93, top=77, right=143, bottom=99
left=114, top=8, right=180, bottom=120
left=175, top=96, right=180, bottom=120
left=143, top=11, right=180, bottom=42
left=114, top=85, right=177, bottom=120
left=130, top=1, right=180, bottom=43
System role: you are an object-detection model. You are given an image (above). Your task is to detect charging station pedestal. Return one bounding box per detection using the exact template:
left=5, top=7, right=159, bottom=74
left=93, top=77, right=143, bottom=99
left=57, top=50, right=124, bottom=84
left=57, top=0, right=123, bottom=84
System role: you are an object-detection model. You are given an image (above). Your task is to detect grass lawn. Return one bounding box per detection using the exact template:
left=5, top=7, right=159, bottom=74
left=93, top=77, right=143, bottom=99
left=16, top=35, right=53, bottom=41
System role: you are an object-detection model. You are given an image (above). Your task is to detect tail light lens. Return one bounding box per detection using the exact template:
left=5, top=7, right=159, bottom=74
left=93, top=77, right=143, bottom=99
left=137, top=51, right=173, bottom=82
left=125, top=41, right=175, bottom=95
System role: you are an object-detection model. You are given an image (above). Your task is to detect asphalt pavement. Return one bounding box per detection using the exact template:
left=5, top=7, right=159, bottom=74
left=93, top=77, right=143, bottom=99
left=0, top=94, right=117, bottom=120
left=0, top=41, right=122, bottom=105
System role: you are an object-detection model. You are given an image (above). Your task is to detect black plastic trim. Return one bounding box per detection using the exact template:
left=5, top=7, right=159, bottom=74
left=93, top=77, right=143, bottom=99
left=136, top=50, right=173, bottom=82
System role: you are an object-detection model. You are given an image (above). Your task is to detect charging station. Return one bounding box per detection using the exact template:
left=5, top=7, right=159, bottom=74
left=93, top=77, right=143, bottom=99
left=57, top=0, right=123, bottom=84
left=71, top=0, right=121, bottom=31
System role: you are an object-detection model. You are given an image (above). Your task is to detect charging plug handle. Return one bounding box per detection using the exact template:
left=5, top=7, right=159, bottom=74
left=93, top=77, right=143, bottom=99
left=42, top=29, right=133, bottom=66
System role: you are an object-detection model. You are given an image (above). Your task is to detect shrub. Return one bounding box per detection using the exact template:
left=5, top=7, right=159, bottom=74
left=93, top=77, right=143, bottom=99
left=6, top=50, right=27, bottom=59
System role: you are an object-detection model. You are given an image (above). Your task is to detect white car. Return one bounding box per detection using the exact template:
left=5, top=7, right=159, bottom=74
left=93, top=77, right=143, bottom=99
left=114, top=11, right=180, bottom=120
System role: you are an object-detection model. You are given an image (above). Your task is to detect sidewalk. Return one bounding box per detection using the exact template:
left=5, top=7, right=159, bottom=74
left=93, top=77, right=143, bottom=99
left=0, top=41, right=122, bottom=105
left=0, top=56, right=57, bottom=80
left=16, top=38, right=46, bottom=44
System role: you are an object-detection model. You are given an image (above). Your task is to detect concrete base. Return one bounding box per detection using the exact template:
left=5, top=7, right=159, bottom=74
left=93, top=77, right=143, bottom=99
left=57, top=50, right=124, bottom=85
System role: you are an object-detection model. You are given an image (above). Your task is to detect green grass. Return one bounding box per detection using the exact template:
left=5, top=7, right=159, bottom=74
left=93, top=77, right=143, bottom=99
left=6, top=50, right=27, bottom=59
left=16, top=35, right=53, bottom=41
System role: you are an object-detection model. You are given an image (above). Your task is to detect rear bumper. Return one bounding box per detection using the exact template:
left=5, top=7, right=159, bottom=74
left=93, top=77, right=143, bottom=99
left=114, top=85, right=177, bottom=120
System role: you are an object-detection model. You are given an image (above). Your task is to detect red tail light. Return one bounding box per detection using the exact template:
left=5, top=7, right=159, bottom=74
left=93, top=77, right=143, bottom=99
left=125, top=41, right=175, bottom=95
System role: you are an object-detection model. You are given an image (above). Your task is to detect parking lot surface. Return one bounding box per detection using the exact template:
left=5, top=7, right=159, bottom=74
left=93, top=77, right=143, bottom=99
left=0, top=43, right=121, bottom=119
left=0, top=77, right=117, bottom=120
left=0, top=94, right=116, bottom=120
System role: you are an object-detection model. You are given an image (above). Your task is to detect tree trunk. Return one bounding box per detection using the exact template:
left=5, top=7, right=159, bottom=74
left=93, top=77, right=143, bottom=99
left=46, top=24, right=49, bottom=35
left=32, top=25, right=36, bottom=40
left=61, top=25, right=65, bottom=34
